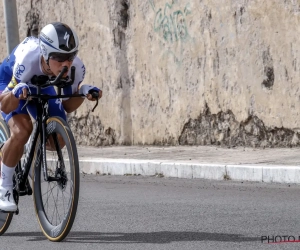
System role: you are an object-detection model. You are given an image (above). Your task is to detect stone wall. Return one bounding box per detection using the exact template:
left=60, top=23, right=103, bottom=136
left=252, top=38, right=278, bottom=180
left=1, top=0, right=300, bottom=147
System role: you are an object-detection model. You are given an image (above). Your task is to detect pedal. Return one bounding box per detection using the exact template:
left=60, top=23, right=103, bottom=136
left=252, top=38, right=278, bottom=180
left=18, top=178, right=32, bottom=196
left=27, top=187, right=32, bottom=196
left=19, top=190, right=27, bottom=196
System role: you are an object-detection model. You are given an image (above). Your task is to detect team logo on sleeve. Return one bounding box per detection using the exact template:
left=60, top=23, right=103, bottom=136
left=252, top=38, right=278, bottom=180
left=14, top=64, right=25, bottom=79
left=8, top=76, right=18, bottom=89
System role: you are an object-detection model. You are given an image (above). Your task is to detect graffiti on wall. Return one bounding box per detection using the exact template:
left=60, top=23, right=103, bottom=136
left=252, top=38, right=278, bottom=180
left=150, top=0, right=191, bottom=43
left=149, top=0, right=192, bottom=64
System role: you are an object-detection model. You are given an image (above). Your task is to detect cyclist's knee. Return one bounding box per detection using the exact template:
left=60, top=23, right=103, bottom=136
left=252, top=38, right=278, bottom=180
left=46, top=134, right=66, bottom=151
left=8, top=115, right=33, bottom=145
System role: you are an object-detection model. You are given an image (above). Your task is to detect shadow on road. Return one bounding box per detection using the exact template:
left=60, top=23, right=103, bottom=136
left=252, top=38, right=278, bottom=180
left=3, top=231, right=260, bottom=243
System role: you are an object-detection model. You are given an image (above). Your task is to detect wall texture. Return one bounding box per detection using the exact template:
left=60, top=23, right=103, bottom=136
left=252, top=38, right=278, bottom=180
left=1, top=0, right=300, bottom=147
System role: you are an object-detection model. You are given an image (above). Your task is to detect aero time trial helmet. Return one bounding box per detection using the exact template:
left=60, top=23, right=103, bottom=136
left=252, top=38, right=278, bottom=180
left=39, top=22, right=79, bottom=62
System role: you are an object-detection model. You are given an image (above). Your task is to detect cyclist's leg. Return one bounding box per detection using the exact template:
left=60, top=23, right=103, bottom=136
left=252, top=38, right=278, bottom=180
left=0, top=104, right=32, bottom=211
left=46, top=98, right=67, bottom=150
left=0, top=67, right=32, bottom=210
left=3, top=113, right=33, bottom=167
left=0, top=69, right=32, bottom=169
left=0, top=66, right=11, bottom=165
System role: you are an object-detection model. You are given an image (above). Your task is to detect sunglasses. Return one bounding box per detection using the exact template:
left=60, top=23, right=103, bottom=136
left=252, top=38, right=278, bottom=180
left=49, top=51, right=78, bottom=62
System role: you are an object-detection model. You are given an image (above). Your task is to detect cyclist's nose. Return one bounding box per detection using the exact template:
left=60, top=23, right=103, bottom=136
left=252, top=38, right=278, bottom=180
left=60, top=61, right=72, bottom=74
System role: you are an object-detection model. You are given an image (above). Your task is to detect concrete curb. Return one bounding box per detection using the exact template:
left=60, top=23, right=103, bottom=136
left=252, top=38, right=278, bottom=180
left=78, top=158, right=300, bottom=184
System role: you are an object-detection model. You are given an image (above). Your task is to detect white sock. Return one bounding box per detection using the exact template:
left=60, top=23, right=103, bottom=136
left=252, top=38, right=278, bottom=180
left=0, top=163, right=15, bottom=187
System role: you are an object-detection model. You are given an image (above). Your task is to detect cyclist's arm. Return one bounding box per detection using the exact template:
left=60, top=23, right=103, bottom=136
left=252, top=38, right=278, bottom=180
left=62, top=91, right=84, bottom=113
left=0, top=44, right=35, bottom=114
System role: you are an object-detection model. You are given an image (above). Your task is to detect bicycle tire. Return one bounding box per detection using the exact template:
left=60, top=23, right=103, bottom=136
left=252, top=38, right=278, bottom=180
left=0, top=118, right=13, bottom=235
left=32, top=116, right=79, bottom=242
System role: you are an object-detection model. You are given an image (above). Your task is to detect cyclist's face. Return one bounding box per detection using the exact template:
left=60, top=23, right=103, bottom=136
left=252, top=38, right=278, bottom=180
left=48, top=57, right=74, bottom=77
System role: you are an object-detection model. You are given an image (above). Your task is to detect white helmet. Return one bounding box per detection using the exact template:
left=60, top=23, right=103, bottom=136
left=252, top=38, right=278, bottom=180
left=39, top=22, right=79, bottom=62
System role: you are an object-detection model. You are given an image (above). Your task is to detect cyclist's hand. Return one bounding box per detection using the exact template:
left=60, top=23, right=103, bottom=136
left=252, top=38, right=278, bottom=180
left=79, top=85, right=102, bottom=101
left=11, top=83, right=30, bottom=99
left=87, top=89, right=102, bottom=101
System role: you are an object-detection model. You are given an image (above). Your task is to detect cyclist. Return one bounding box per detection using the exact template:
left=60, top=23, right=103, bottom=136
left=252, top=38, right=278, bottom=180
left=0, top=22, right=102, bottom=211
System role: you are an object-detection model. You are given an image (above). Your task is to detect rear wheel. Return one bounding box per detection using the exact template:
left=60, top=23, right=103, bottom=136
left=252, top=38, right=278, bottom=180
left=33, top=116, right=80, bottom=242
left=0, top=118, right=14, bottom=235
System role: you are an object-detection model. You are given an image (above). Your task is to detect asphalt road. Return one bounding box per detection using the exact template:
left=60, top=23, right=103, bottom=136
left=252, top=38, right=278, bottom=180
left=1, top=175, right=300, bottom=250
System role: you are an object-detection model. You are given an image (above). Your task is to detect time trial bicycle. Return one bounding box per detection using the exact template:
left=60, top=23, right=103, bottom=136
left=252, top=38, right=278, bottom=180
left=0, top=66, right=99, bottom=241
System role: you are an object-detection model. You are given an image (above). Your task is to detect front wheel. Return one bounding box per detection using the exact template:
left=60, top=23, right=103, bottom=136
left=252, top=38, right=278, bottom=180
left=32, top=116, right=80, bottom=242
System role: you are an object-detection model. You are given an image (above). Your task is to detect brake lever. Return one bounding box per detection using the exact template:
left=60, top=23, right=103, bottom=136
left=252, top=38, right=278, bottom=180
left=91, top=92, right=99, bottom=112
left=92, top=100, right=98, bottom=112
